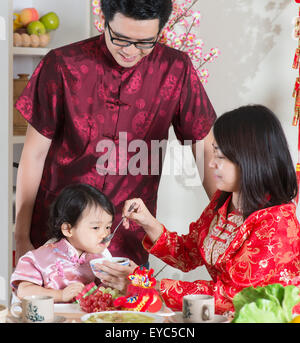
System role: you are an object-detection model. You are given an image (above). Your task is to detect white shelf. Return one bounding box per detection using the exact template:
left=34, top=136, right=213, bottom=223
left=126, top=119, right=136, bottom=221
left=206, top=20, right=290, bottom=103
left=12, top=135, right=25, bottom=144
left=13, top=47, right=50, bottom=56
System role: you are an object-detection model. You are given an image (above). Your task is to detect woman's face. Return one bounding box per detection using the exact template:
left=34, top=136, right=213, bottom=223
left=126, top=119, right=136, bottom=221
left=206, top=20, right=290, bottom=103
left=64, top=205, right=113, bottom=255
left=209, top=140, right=241, bottom=193
left=103, top=12, right=160, bottom=68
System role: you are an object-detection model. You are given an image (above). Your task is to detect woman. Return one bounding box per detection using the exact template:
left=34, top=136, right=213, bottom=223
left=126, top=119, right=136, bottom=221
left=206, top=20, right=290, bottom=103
left=116, top=105, right=300, bottom=315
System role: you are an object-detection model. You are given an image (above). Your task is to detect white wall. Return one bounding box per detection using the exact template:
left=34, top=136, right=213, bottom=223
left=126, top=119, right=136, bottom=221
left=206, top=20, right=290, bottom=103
left=0, top=1, right=13, bottom=306
left=150, top=0, right=299, bottom=282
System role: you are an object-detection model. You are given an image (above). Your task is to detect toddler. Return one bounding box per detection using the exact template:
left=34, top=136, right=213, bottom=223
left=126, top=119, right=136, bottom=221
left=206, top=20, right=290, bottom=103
left=11, top=183, right=115, bottom=303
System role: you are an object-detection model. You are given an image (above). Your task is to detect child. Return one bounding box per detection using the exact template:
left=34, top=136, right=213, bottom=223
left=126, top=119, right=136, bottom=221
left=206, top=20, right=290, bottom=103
left=11, top=183, right=115, bottom=303
left=121, top=105, right=300, bottom=315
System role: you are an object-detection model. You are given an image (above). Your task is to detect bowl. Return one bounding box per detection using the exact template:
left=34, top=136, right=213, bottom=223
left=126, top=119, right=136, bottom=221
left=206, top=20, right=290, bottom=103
left=90, top=257, right=130, bottom=276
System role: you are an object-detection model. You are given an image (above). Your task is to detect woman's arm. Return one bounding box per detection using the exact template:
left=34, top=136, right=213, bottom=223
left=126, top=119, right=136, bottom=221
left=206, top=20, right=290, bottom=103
left=122, top=199, right=205, bottom=272
left=17, top=281, right=85, bottom=303
left=14, top=124, right=52, bottom=262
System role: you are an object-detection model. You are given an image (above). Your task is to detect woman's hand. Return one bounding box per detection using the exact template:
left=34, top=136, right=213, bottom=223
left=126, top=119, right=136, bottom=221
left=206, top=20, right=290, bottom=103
left=95, top=260, right=137, bottom=293
left=122, top=198, right=164, bottom=243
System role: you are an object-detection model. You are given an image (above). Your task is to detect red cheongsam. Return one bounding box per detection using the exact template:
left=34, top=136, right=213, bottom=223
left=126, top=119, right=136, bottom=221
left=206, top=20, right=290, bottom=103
left=143, top=191, right=300, bottom=314
left=15, top=34, right=216, bottom=265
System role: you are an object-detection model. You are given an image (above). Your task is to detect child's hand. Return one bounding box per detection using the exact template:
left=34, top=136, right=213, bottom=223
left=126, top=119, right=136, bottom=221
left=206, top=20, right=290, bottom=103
left=61, top=282, right=85, bottom=302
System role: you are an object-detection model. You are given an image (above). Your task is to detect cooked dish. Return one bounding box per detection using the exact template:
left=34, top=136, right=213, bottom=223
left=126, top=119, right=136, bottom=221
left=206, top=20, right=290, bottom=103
left=84, top=312, right=155, bottom=323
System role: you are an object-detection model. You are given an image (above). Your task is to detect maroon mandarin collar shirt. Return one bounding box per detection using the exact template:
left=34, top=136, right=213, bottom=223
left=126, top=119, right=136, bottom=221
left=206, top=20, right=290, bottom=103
left=16, top=34, right=216, bottom=265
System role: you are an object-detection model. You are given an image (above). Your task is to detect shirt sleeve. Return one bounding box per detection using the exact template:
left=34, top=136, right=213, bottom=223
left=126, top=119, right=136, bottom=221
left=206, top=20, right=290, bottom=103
left=172, top=54, right=216, bottom=144
left=143, top=223, right=206, bottom=272
left=15, top=49, right=64, bottom=139
left=10, top=251, right=44, bottom=292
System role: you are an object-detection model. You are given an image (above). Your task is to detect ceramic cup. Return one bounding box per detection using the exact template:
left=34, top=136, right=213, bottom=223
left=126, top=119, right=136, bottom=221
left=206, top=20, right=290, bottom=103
left=10, top=295, right=54, bottom=323
left=0, top=304, right=8, bottom=323
left=182, top=294, right=215, bottom=323
left=90, top=257, right=130, bottom=276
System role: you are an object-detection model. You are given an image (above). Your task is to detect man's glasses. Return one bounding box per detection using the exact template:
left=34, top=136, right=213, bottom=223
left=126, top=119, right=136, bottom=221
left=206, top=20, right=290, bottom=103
left=107, top=22, right=159, bottom=50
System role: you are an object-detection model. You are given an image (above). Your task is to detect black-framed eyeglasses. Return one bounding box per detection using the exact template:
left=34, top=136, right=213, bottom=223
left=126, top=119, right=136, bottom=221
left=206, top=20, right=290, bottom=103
left=106, top=22, right=159, bottom=49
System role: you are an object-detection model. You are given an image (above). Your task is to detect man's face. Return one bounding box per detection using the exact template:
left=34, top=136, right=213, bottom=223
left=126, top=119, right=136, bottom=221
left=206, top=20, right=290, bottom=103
left=103, top=12, right=160, bottom=68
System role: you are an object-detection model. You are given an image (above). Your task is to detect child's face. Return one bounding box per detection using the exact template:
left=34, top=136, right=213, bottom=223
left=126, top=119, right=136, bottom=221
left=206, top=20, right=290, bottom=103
left=65, top=205, right=113, bottom=255
left=209, top=141, right=241, bottom=193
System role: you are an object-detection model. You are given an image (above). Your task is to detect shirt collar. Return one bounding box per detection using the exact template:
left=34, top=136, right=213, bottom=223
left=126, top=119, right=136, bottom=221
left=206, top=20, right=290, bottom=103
left=217, top=193, right=235, bottom=219
left=56, top=238, right=87, bottom=264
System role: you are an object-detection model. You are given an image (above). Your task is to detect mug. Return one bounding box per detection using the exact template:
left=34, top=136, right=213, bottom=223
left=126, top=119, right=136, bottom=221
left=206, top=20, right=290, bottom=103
left=182, top=294, right=215, bottom=323
left=10, top=295, right=54, bottom=323
left=90, top=257, right=130, bottom=276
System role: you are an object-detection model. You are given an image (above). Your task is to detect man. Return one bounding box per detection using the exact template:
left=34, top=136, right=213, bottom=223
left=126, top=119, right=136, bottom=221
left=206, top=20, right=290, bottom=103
left=15, top=0, right=216, bottom=266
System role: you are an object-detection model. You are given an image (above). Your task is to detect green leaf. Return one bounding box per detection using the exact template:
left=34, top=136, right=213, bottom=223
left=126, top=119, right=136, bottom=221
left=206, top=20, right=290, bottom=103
left=281, top=285, right=300, bottom=322
left=232, top=298, right=285, bottom=323
left=232, top=284, right=300, bottom=323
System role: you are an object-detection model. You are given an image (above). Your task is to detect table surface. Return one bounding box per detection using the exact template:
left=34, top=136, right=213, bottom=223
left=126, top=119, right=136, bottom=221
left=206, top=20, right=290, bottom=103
left=6, top=304, right=175, bottom=323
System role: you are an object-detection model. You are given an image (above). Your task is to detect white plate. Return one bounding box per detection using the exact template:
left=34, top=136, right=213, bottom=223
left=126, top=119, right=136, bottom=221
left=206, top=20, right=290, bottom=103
left=54, top=303, right=84, bottom=313
left=169, top=312, right=229, bottom=323
left=7, top=315, right=66, bottom=323
left=81, top=310, right=165, bottom=323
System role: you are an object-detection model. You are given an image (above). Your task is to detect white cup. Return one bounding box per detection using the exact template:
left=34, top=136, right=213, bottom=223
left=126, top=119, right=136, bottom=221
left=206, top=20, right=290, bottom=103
left=182, top=294, right=215, bottom=323
left=10, top=295, right=54, bottom=323
left=90, top=257, right=130, bottom=276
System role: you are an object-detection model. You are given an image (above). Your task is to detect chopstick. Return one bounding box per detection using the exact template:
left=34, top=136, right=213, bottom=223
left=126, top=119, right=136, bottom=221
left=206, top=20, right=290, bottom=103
left=154, top=264, right=168, bottom=278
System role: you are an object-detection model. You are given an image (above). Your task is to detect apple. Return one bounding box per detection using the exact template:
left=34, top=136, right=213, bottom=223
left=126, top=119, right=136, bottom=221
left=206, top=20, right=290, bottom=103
left=27, top=21, right=46, bottom=36
left=40, top=12, right=60, bottom=32
left=19, top=8, right=39, bottom=26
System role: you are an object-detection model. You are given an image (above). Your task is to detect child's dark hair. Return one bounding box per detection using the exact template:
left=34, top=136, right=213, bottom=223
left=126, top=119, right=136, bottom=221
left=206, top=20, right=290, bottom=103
left=48, top=183, right=115, bottom=241
left=101, top=0, right=173, bottom=31
left=214, top=105, right=298, bottom=219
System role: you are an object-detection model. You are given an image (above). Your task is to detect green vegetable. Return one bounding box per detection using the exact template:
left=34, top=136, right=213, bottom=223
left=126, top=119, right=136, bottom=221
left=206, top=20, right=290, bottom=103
left=232, top=284, right=300, bottom=323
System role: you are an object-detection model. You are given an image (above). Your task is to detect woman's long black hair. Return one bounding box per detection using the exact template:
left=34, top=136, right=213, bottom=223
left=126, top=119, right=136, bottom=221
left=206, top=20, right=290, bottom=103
left=214, top=105, right=298, bottom=219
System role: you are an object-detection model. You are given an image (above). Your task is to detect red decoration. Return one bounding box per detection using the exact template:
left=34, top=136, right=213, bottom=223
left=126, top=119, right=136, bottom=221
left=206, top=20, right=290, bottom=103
left=113, top=267, right=163, bottom=313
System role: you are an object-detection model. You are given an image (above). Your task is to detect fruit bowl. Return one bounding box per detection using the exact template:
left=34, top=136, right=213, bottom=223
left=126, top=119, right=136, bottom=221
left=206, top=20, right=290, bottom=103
left=13, top=9, right=59, bottom=49
left=13, top=31, right=51, bottom=48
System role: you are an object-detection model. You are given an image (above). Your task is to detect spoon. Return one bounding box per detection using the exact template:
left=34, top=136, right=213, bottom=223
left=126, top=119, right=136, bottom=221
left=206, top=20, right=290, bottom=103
left=101, top=202, right=136, bottom=244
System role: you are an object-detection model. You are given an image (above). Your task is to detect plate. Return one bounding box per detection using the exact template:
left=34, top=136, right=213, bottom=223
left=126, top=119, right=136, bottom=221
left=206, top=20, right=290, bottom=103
left=54, top=303, right=84, bottom=313
left=81, top=311, right=165, bottom=323
left=169, top=312, right=229, bottom=323
left=7, top=315, right=66, bottom=323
